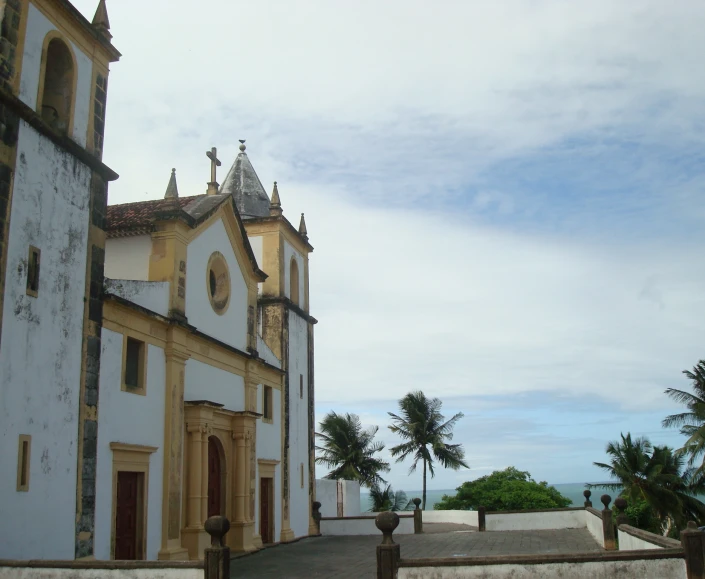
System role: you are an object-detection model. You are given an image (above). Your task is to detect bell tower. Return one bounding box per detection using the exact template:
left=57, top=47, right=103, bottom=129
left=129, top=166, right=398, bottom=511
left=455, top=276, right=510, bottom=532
left=219, top=143, right=317, bottom=541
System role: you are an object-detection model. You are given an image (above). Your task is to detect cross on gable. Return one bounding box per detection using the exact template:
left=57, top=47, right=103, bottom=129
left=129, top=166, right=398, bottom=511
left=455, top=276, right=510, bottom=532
left=207, top=147, right=221, bottom=184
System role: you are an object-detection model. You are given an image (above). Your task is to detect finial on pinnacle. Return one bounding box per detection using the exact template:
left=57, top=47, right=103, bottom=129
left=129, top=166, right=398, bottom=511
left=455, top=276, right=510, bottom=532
left=299, top=213, right=308, bottom=239
left=164, top=168, right=179, bottom=199
left=601, top=494, right=612, bottom=510
left=269, top=181, right=283, bottom=217
left=239, top=139, right=246, bottom=152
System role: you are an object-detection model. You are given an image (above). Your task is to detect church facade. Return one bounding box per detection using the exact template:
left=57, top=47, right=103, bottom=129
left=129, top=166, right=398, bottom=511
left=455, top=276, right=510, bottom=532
left=0, top=0, right=316, bottom=563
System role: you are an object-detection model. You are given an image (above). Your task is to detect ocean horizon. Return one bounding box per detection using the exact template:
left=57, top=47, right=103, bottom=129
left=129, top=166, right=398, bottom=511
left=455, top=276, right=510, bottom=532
left=360, top=482, right=615, bottom=512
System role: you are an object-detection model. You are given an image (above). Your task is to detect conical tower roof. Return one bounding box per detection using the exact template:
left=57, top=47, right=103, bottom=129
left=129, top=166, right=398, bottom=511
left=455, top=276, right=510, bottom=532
left=219, top=141, right=270, bottom=219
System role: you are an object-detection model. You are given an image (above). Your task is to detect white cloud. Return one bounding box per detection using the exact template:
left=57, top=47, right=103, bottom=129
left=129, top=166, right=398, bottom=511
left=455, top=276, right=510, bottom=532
left=67, top=0, right=705, bottom=486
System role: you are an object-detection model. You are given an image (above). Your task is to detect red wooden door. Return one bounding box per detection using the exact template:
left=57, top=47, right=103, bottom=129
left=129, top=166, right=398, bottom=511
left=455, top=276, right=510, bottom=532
left=260, top=478, right=272, bottom=543
left=208, top=437, right=222, bottom=517
left=115, top=471, right=139, bottom=560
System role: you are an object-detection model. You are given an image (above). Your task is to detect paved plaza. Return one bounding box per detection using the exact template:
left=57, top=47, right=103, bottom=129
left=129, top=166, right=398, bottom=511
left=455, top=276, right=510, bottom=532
left=229, top=526, right=604, bottom=578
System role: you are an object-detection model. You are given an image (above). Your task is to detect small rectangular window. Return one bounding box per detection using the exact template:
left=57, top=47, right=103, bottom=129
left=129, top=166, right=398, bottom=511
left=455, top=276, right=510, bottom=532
left=123, top=336, right=146, bottom=395
left=26, top=246, right=40, bottom=297
left=299, top=374, right=303, bottom=399
left=17, top=435, right=31, bottom=491
left=263, top=386, right=273, bottom=422
left=300, top=463, right=304, bottom=488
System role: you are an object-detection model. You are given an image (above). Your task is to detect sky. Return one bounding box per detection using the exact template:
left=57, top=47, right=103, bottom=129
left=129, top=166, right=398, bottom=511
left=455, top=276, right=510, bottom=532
left=73, top=0, right=705, bottom=491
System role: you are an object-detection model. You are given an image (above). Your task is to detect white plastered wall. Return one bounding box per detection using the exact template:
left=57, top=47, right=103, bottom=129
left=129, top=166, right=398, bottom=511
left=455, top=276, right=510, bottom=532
left=19, top=4, right=93, bottom=147
left=186, top=217, right=248, bottom=351
left=183, top=358, right=245, bottom=412
left=104, top=236, right=152, bottom=281
left=254, top=385, right=282, bottom=541
left=94, top=328, right=165, bottom=560
left=0, top=124, right=91, bottom=559
left=288, top=310, right=310, bottom=537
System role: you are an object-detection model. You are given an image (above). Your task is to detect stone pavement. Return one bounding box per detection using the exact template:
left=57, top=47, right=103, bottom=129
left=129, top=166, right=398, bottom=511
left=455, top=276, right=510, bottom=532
left=229, top=527, right=603, bottom=578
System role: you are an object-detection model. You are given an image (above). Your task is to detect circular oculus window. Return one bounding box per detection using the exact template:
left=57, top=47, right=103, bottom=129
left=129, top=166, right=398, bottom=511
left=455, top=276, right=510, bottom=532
left=206, top=252, right=230, bottom=315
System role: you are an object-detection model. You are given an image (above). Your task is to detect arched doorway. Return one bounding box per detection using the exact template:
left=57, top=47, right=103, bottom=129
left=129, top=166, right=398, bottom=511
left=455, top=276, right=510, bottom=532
left=207, top=436, right=223, bottom=517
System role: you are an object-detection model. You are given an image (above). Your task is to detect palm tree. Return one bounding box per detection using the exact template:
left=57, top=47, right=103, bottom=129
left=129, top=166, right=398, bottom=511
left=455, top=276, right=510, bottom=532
left=663, top=361, right=705, bottom=476
left=590, top=432, right=705, bottom=534
left=368, top=484, right=411, bottom=512
left=315, top=411, right=390, bottom=488
left=388, top=391, right=469, bottom=510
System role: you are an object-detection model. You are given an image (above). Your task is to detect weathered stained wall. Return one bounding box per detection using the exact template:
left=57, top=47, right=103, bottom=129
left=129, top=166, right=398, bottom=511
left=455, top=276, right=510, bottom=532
left=256, top=335, right=280, bottom=368
left=397, top=559, right=687, bottom=579
left=94, top=328, right=165, bottom=560
left=288, top=309, right=310, bottom=537
left=183, top=358, right=245, bottom=411
left=104, top=279, right=169, bottom=317
left=19, top=4, right=93, bottom=147
left=104, top=236, right=152, bottom=281
left=186, top=217, right=247, bottom=350
left=0, top=123, right=92, bottom=559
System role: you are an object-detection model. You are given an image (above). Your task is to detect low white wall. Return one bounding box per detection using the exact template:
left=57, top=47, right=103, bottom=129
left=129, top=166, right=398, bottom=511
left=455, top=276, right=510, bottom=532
left=585, top=509, right=605, bottom=548
left=423, top=510, right=479, bottom=527
left=316, top=479, right=339, bottom=518
left=321, top=516, right=415, bottom=536
left=398, top=559, right=686, bottom=579
left=618, top=526, right=682, bottom=551
left=0, top=568, right=202, bottom=579
left=486, top=509, right=585, bottom=531
left=343, top=480, right=361, bottom=516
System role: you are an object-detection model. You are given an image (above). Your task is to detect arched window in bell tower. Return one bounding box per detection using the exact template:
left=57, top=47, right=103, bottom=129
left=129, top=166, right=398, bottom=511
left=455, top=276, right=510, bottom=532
left=39, top=37, right=75, bottom=134
left=290, top=257, right=299, bottom=306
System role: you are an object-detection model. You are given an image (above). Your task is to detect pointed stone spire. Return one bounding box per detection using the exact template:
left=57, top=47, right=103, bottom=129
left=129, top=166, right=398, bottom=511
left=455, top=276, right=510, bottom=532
left=164, top=168, right=179, bottom=199
left=269, top=181, right=282, bottom=217
left=92, top=0, right=112, bottom=40
left=298, top=213, right=308, bottom=240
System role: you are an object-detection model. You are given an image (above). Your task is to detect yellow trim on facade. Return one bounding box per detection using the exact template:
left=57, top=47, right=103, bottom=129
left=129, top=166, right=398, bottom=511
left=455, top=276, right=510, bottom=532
left=120, top=332, right=148, bottom=396
left=31, top=0, right=118, bottom=68
left=16, top=434, right=31, bottom=492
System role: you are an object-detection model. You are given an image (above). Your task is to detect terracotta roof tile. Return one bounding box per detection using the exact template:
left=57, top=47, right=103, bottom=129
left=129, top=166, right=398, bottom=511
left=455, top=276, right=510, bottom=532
left=106, top=196, right=200, bottom=233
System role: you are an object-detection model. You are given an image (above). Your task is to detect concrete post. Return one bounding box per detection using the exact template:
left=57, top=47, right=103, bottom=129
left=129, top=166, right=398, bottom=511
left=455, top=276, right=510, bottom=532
left=583, top=489, right=592, bottom=508
left=681, top=521, right=705, bottom=579
left=412, top=498, right=423, bottom=534
left=614, top=497, right=629, bottom=527
left=312, top=501, right=322, bottom=536
left=376, top=512, right=400, bottom=579
left=478, top=506, right=486, bottom=532
left=204, top=516, right=230, bottom=579
left=601, top=494, right=616, bottom=550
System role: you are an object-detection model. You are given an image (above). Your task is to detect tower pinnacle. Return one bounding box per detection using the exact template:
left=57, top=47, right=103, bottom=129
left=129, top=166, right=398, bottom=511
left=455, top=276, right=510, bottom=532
left=92, top=0, right=112, bottom=39
left=164, top=168, right=179, bottom=199
left=298, top=213, right=308, bottom=240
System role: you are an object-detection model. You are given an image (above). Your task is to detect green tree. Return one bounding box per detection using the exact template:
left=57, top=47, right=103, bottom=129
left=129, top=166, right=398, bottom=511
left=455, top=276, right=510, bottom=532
left=315, top=412, right=390, bottom=488
left=368, top=484, right=411, bottom=512
left=434, top=467, right=571, bottom=511
left=590, top=432, right=705, bottom=534
left=663, top=361, right=705, bottom=477
left=388, top=391, right=469, bottom=510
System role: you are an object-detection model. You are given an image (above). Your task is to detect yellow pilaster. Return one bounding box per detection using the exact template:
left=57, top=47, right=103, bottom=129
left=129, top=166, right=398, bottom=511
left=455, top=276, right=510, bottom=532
left=186, top=424, right=203, bottom=529
left=149, top=221, right=189, bottom=318
left=158, top=327, right=190, bottom=561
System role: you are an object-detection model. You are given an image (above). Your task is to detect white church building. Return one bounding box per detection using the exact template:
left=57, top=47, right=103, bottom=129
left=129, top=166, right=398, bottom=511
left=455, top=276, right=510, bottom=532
left=0, top=0, right=317, bottom=562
